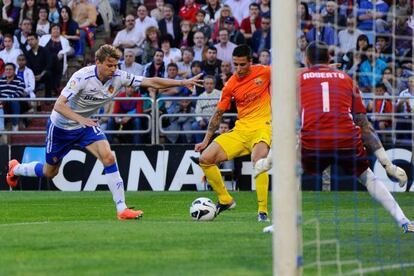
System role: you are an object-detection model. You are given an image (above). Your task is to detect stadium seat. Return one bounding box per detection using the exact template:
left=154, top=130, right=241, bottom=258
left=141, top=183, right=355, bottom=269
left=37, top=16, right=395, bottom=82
left=21, top=147, right=47, bottom=190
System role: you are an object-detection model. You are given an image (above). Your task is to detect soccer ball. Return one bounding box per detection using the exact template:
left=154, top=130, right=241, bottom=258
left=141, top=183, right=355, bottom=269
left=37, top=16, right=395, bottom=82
left=190, top=197, right=217, bottom=221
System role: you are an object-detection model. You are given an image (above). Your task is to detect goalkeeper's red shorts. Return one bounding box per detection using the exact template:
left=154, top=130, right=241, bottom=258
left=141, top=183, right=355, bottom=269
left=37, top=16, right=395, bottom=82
left=301, top=140, right=369, bottom=177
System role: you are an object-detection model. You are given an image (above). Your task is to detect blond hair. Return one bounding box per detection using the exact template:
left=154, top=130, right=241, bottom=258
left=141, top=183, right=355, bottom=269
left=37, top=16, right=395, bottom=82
left=95, top=44, right=122, bottom=63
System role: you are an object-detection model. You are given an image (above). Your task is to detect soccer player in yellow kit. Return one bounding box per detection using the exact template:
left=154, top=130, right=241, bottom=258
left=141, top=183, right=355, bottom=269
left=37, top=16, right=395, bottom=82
left=195, top=44, right=272, bottom=222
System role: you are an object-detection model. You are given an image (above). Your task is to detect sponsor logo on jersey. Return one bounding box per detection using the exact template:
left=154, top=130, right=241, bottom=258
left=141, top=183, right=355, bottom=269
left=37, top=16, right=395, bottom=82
left=255, top=78, right=263, bottom=86
left=108, top=86, right=115, bottom=94
left=84, top=95, right=101, bottom=101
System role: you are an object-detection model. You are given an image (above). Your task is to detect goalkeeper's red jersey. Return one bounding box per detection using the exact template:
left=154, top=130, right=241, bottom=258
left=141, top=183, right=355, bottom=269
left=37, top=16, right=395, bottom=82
left=299, top=65, right=366, bottom=150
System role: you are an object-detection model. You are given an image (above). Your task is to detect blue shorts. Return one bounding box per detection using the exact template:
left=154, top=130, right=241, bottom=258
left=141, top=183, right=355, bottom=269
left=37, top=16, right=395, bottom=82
left=45, top=119, right=107, bottom=165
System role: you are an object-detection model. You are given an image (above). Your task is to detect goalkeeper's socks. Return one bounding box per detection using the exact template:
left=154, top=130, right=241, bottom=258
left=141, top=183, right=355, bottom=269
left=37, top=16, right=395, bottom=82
left=13, top=162, right=44, bottom=177
left=200, top=163, right=233, bottom=204
left=104, top=163, right=128, bottom=213
left=360, top=168, right=409, bottom=226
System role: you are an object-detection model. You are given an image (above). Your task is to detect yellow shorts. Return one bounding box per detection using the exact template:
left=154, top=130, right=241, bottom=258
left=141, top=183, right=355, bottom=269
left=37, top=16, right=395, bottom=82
left=214, top=126, right=272, bottom=160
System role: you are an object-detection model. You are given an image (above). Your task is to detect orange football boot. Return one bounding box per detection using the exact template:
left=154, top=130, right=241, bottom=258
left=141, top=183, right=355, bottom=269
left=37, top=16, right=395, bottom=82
left=6, top=159, right=20, bottom=188
left=117, top=208, right=143, bottom=220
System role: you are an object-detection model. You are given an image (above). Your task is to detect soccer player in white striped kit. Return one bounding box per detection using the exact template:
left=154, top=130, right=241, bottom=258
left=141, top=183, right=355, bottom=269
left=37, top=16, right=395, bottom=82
left=7, top=45, right=203, bottom=220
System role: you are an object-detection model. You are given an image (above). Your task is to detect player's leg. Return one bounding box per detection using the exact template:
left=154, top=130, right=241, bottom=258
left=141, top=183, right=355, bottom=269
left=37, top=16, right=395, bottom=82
left=359, top=168, right=413, bottom=232
left=252, top=141, right=271, bottom=221
left=7, top=120, right=65, bottom=187
left=85, top=139, right=142, bottom=219
left=253, top=125, right=273, bottom=178
left=342, top=143, right=413, bottom=232
left=261, top=148, right=333, bottom=233
left=199, top=129, right=250, bottom=214
left=250, top=127, right=272, bottom=221
left=199, top=141, right=234, bottom=208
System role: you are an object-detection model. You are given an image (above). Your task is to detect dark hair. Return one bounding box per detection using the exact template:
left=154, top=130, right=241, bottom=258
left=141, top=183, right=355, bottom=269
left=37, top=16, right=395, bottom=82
left=262, top=15, right=271, bottom=21
left=38, top=5, right=49, bottom=15
left=167, top=62, right=178, bottom=69
left=191, top=60, right=202, bottom=68
left=196, top=9, right=206, bottom=16
left=160, top=34, right=173, bottom=45
left=232, top=44, right=252, bottom=60
left=356, top=34, right=369, bottom=50
left=305, top=41, right=329, bottom=65
left=136, top=3, right=147, bottom=11
left=28, top=32, right=39, bottom=39
left=22, top=0, right=39, bottom=23
left=365, top=44, right=374, bottom=50
left=207, top=45, right=217, bottom=52
left=383, top=66, right=393, bottom=73
left=375, top=82, right=386, bottom=90
left=259, top=48, right=270, bottom=55
left=50, top=23, right=60, bottom=31
left=3, top=34, right=13, bottom=40
left=300, top=2, right=312, bottom=21
left=249, top=3, right=260, bottom=9
left=220, top=119, right=230, bottom=126
left=59, top=6, right=73, bottom=25
left=376, top=34, right=389, bottom=42
left=5, top=62, right=16, bottom=70
left=154, top=48, right=164, bottom=55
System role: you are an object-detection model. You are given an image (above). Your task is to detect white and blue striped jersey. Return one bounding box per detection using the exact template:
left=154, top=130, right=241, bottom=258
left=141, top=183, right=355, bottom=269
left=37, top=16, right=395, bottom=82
left=50, top=65, right=143, bottom=129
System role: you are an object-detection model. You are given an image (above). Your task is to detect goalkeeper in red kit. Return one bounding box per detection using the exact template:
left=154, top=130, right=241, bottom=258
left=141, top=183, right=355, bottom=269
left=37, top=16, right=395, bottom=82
left=260, top=41, right=413, bottom=234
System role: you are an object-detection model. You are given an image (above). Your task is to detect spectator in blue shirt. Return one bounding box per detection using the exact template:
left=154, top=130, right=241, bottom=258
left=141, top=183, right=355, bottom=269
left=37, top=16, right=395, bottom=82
left=251, top=15, right=271, bottom=60
left=358, top=44, right=388, bottom=93
left=357, top=0, right=389, bottom=32
left=306, top=14, right=337, bottom=46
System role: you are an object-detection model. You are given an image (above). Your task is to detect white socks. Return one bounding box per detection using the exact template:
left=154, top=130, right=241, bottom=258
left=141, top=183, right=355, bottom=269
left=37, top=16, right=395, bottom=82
left=13, top=162, right=44, bottom=177
left=104, top=164, right=128, bottom=213
left=359, top=168, right=409, bottom=226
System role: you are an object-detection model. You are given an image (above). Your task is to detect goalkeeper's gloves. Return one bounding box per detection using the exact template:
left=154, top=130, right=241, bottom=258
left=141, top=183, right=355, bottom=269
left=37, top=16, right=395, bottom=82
left=385, top=163, right=407, bottom=188
left=375, top=148, right=407, bottom=187
left=254, top=149, right=273, bottom=178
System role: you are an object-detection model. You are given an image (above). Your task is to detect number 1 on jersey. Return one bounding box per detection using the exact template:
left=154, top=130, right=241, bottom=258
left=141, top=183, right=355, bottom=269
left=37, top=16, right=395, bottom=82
left=321, top=82, right=330, bottom=112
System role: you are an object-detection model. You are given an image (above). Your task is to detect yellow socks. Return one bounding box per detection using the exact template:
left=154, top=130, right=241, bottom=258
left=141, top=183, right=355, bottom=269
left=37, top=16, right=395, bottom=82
left=200, top=163, right=233, bottom=204
left=256, top=172, right=269, bottom=214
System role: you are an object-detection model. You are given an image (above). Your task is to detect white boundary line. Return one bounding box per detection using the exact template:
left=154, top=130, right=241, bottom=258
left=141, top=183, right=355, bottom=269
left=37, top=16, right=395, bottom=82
left=0, top=221, right=50, bottom=227
left=343, top=262, right=414, bottom=275
left=0, top=220, right=253, bottom=227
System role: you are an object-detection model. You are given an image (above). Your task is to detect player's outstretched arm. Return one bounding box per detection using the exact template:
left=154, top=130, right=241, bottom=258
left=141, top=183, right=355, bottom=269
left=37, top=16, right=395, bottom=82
left=194, top=108, right=225, bottom=152
left=140, top=73, right=204, bottom=90
left=54, top=95, right=98, bottom=127
left=354, top=113, right=407, bottom=187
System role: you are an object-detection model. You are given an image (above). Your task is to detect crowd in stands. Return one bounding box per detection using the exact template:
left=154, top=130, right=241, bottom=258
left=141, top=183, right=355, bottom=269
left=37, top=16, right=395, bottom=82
left=297, top=0, right=414, bottom=144
left=1, top=0, right=414, bottom=144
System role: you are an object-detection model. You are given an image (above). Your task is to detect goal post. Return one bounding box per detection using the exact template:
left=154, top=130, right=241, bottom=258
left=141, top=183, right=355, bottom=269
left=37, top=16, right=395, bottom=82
left=272, top=0, right=302, bottom=275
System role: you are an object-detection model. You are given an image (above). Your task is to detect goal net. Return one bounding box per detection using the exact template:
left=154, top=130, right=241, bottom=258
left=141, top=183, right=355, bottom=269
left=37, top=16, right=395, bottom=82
left=273, top=0, right=414, bottom=275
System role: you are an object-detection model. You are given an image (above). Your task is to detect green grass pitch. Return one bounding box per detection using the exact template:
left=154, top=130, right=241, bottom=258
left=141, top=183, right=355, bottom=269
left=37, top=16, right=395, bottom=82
left=1, top=191, right=414, bottom=275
